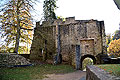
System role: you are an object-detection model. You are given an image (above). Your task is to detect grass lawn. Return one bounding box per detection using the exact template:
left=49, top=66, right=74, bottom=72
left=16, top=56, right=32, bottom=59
left=97, top=64, right=120, bottom=77
left=0, top=64, right=76, bottom=80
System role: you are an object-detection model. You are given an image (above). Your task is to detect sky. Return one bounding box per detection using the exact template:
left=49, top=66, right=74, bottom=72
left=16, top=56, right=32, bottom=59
left=1, top=0, right=120, bottom=45
left=36, top=0, right=120, bottom=34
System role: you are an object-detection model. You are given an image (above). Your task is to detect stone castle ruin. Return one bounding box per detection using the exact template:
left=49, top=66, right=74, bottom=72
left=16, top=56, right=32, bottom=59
left=30, top=17, right=107, bottom=68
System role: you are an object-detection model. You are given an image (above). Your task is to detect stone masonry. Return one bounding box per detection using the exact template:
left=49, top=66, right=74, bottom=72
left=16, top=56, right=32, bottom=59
left=0, top=53, right=31, bottom=67
left=86, top=65, right=120, bottom=80
left=30, top=17, right=106, bottom=66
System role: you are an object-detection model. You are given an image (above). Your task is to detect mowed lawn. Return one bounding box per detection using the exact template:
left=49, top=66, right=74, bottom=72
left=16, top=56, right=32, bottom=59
left=0, top=64, right=75, bottom=80
left=97, top=64, right=120, bottom=77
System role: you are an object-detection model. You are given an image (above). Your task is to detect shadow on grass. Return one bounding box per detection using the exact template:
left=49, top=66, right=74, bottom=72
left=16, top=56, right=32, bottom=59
left=0, top=64, right=75, bottom=80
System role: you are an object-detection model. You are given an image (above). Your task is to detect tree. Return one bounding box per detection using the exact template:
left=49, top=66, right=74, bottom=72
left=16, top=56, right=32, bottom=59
left=114, top=0, right=120, bottom=10
left=43, top=0, right=57, bottom=21
left=112, top=29, right=120, bottom=40
left=57, top=16, right=65, bottom=21
left=106, top=33, right=112, bottom=47
left=0, top=0, right=35, bottom=54
left=107, top=39, right=120, bottom=58
left=0, top=45, right=9, bottom=53
left=39, top=0, right=58, bottom=61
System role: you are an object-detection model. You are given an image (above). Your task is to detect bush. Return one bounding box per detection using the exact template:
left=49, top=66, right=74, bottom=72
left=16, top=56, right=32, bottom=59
left=82, top=58, right=93, bottom=70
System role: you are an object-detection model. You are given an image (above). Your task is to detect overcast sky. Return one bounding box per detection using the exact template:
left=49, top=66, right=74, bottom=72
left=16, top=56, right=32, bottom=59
left=56, top=0, right=120, bottom=34
left=1, top=0, right=120, bottom=44
left=36, top=0, right=120, bottom=34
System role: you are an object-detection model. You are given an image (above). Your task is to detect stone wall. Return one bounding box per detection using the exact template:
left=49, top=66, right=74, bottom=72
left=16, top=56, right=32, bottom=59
left=57, top=18, right=106, bottom=64
left=0, top=53, right=31, bottom=67
left=86, top=65, right=120, bottom=80
left=30, top=23, right=56, bottom=60
left=30, top=17, right=106, bottom=65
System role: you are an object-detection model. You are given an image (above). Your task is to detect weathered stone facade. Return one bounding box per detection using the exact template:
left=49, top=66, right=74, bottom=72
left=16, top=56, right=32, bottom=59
left=30, top=17, right=106, bottom=66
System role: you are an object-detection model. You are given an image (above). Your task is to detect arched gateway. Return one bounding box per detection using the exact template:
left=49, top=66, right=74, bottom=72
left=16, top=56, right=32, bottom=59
left=30, top=17, right=107, bottom=69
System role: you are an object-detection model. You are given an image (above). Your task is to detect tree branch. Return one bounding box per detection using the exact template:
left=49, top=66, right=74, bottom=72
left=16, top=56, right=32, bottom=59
left=20, top=27, right=33, bottom=31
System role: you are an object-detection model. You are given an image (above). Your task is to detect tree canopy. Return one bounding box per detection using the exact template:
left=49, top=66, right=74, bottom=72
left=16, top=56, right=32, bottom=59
left=114, top=0, right=120, bottom=10
left=112, top=29, right=120, bottom=40
left=0, top=0, right=35, bottom=53
left=43, top=0, right=57, bottom=21
left=106, top=33, right=112, bottom=47
left=0, top=0, right=58, bottom=54
left=107, top=39, right=120, bottom=58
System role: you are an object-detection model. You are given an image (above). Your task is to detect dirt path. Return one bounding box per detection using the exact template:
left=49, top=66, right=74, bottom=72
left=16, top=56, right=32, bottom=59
left=43, top=70, right=86, bottom=80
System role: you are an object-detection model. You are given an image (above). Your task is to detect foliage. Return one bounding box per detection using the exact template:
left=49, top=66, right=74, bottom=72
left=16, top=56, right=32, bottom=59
left=112, top=30, right=120, bottom=40
left=18, top=46, right=30, bottom=54
left=106, top=33, right=112, bottom=47
left=7, top=46, right=30, bottom=54
left=0, top=46, right=30, bottom=54
left=97, top=64, right=120, bottom=77
left=43, top=0, right=57, bottom=21
left=106, top=29, right=120, bottom=48
left=57, top=16, right=65, bottom=21
left=7, top=47, right=14, bottom=53
left=0, top=45, right=9, bottom=53
left=0, top=0, right=36, bottom=53
left=114, top=0, right=120, bottom=10
left=0, top=64, right=75, bottom=80
left=82, top=58, right=93, bottom=70
left=107, top=39, right=120, bottom=57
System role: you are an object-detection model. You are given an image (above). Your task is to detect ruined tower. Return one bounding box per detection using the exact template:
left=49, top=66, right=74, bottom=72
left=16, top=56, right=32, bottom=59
left=30, top=17, right=106, bottom=66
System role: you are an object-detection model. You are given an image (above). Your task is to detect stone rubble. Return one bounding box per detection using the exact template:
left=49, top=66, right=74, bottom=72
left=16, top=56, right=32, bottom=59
left=0, top=53, right=31, bottom=67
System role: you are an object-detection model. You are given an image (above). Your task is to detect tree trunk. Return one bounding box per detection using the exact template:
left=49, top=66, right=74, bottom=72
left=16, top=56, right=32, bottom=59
left=15, top=2, right=20, bottom=54
left=15, top=27, right=20, bottom=54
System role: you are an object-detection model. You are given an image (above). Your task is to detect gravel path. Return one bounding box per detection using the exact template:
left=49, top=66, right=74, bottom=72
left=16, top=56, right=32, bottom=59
left=43, top=70, right=86, bottom=80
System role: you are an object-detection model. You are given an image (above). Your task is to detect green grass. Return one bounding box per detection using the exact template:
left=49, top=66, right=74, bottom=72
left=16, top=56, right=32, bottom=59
left=0, top=64, right=75, bottom=80
left=97, top=64, right=120, bottom=77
